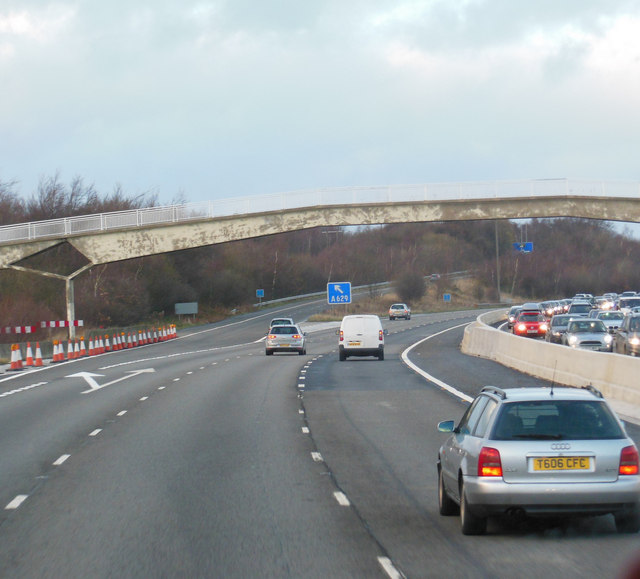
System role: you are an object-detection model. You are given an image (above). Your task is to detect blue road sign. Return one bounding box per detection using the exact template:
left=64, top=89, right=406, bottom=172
left=513, top=242, right=534, bottom=253
left=256, top=289, right=265, bottom=298
left=327, top=282, right=352, bottom=304
left=443, top=293, right=451, bottom=302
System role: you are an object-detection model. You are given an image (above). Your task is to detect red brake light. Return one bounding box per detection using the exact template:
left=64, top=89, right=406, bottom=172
left=478, top=447, right=502, bottom=477
left=619, top=445, right=639, bottom=475
left=292, top=334, right=301, bottom=339
left=268, top=334, right=276, bottom=339
left=379, top=330, right=383, bottom=341
left=339, top=330, right=344, bottom=342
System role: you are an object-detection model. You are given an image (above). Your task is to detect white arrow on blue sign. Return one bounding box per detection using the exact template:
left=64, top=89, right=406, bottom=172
left=327, top=282, right=352, bottom=304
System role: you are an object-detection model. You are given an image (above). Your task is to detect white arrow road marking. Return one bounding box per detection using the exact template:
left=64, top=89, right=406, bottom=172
left=66, top=369, right=156, bottom=394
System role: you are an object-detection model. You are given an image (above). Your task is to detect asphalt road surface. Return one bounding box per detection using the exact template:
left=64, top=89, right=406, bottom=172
left=0, top=303, right=638, bottom=578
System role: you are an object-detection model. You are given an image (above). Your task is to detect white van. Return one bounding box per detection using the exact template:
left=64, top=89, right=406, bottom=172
left=338, top=315, right=387, bottom=361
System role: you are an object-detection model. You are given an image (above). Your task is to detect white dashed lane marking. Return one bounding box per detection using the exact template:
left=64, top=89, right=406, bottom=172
left=53, top=454, right=70, bottom=466
left=5, top=495, right=28, bottom=510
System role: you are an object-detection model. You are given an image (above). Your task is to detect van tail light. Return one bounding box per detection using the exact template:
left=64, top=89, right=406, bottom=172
left=619, top=445, right=639, bottom=475
left=339, top=330, right=344, bottom=342
left=379, top=330, right=384, bottom=341
left=478, top=447, right=503, bottom=477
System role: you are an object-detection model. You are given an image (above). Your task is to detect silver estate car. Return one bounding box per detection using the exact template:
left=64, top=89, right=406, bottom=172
left=437, top=386, right=640, bottom=535
left=265, top=325, right=306, bottom=355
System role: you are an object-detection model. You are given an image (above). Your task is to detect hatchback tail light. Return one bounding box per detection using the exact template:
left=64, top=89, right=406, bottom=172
left=619, top=445, right=639, bottom=475
left=292, top=334, right=301, bottom=339
left=478, top=447, right=503, bottom=477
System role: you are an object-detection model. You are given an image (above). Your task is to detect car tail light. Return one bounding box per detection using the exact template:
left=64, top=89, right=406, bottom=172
left=379, top=330, right=384, bottom=341
left=619, top=445, right=639, bottom=475
left=478, top=447, right=502, bottom=477
left=292, top=334, right=301, bottom=339
left=339, top=330, right=344, bottom=342
left=268, top=334, right=276, bottom=340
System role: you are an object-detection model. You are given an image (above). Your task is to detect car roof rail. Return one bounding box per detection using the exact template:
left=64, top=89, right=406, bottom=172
left=481, top=385, right=507, bottom=399
left=581, top=384, right=604, bottom=399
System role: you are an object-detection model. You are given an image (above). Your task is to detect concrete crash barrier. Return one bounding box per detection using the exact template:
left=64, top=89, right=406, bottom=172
left=461, top=310, right=640, bottom=411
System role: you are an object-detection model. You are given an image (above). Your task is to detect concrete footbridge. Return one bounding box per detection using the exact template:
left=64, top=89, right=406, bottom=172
left=1, top=177, right=639, bottom=270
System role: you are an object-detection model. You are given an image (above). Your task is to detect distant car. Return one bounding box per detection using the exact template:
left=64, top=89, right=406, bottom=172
left=544, top=313, right=572, bottom=344
left=268, top=317, right=295, bottom=332
left=437, top=385, right=640, bottom=535
left=595, top=310, right=625, bottom=333
left=265, top=324, right=306, bottom=355
left=618, top=297, right=640, bottom=314
left=566, top=301, right=593, bottom=317
left=507, top=306, right=522, bottom=330
left=614, top=314, right=640, bottom=356
left=430, top=273, right=441, bottom=281
left=563, top=319, right=613, bottom=351
left=512, top=311, right=548, bottom=338
left=388, top=303, right=411, bottom=320
left=540, top=301, right=559, bottom=318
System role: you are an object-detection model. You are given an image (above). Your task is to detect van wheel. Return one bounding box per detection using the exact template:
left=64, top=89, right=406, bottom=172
left=339, top=350, right=346, bottom=361
left=378, top=349, right=384, bottom=361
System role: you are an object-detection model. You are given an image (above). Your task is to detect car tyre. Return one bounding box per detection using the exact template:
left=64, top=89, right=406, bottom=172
left=460, top=483, right=486, bottom=535
left=615, top=508, right=640, bottom=533
left=438, top=468, right=458, bottom=516
left=265, top=349, right=273, bottom=356
left=299, top=348, right=306, bottom=355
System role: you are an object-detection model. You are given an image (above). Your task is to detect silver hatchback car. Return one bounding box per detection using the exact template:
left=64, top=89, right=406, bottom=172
left=437, top=385, right=640, bottom=535
left=265, top=324, right=306, bottom=355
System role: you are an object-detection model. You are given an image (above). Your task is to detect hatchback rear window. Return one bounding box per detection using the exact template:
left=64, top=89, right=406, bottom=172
left=491, top=400, right=624, bottom=441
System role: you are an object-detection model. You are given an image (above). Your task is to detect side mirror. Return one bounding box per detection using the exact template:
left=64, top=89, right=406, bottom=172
left=437, top=420, right=456, bottom=433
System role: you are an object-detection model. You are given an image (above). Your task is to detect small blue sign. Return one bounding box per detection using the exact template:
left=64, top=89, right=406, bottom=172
left=256, top=289, right=264, bottom=298
left=513, top=242, right=534, bottom=253
left=327, top=282, right=352, bottom=304
left=443, top=293, right=451, bottom=302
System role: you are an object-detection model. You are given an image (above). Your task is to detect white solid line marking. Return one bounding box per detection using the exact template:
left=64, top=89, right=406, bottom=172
left=378, top=556, right=403, bottom=579
left=117, top=410, right=127, bottom=416
left=333, top=492, right=350, bottom=506
left=53, top=454, right=70, bottom=466
left=311, top=452, right=323, bottom=462
left=5, top=495, right=28, bottom=510
left=140, top=396, right=148, bottom=401
left=89, top=429, right=102, bottom=436
left=401, top=322, right=474, bottom=403
left=301, top=426, right=310, bottom=434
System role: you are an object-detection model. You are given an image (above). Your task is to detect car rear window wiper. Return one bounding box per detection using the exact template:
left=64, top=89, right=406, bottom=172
left=512, top=433, right=563, bottom=440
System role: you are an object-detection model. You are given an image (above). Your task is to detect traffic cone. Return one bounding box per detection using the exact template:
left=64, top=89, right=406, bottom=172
left=88, top=337, right=95, bottom=356
left=9, top=344, right=24, bottom=371
left=74, top=340, right=80, bottom=359
left=34, top=342, right=44, bottom=367
left=25, top=342, right=34, bottom=366
left=98, top=335, right=104, bottom=354
left=105, top=335, right=111, bottom=352
left=67, top=339, right=74, bottom=360
left=79, top=337, right=87, bottom=357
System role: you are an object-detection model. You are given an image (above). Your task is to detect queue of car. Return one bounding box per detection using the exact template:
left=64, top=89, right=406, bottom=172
left=508, top=291, right=640, bottom=356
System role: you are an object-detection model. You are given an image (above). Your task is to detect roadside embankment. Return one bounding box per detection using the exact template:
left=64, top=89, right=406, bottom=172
left=461, top=310, right=640, bottom=420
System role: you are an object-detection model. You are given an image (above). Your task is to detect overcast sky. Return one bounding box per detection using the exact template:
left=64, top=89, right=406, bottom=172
left=2, top=1, right=640, bottom=205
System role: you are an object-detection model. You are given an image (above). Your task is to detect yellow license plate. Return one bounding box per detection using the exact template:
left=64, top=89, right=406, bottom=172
left=348, top=341, right=361, bottom=346
left=281, top=343, right=290, bottom=347
left=532, top=456, right=590, bottom=471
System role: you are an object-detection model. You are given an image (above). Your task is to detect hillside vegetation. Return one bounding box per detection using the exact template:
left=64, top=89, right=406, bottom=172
left=2, top=175, right=640, bottom=340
